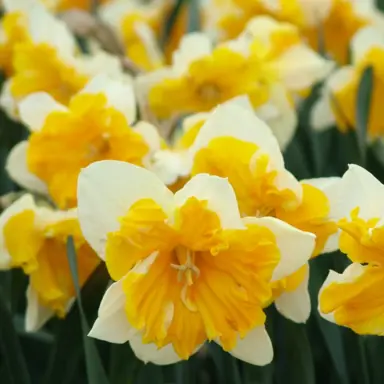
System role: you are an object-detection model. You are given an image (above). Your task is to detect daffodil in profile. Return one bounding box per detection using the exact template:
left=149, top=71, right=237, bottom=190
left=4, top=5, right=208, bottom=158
left=6, top=75, right=160, bottom=209
left=77, top=160, right=315, bottom=364
left=319, top=165, right=384, bottom=334
left=0, top=193, right=99, bottom=331
left=189, top=99, right=340, bottom=322
left=100, top=0, right=166, bottom=70
left=312, top=26, right=384, bottom=139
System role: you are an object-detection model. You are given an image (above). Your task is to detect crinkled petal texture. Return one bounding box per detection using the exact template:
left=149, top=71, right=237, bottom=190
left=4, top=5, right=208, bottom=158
left=79, top=160, right=315, bottom=364
left=190, top=101, right=302, bottom=217
left=319, top=264, right=384, bottom=334
left=25, top=88, right=150, bottom=209
left=0, top=195, right=99, bottom=326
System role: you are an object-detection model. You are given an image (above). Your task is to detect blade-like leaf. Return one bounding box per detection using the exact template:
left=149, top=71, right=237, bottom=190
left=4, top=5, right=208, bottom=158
left=109, top=343, right=140, bottom=384
left=355, top=66, right=374, bottom=166
left=161, top=0, right=185, bottom=48
left=66, top=237, right=109, bottom=384
left=43, top=263, right=109, bottom=384
left=274, top=315, right=315, bottom=384
left=0, top=286, right=31, bottom=384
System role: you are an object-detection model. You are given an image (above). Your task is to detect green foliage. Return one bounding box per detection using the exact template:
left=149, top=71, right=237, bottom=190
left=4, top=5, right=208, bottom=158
left=1, top=2, right=384, bottom=384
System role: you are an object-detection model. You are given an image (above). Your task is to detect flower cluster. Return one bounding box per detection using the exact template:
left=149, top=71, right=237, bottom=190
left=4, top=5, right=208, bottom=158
left=0, top=0, right=383, bottom=369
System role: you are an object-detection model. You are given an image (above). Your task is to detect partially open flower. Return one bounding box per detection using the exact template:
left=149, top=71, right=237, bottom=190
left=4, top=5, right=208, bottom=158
left=0, top=193, right=99, bottom=331
left=312, top=26, right=384, bottom=139
left=100, top=0, right=167, bottom=71
left=319, top=165, right=384, bottom=334
left=77, top=160, right=315, bottom=364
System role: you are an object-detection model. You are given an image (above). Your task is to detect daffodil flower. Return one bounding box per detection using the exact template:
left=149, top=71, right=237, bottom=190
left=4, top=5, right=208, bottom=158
left=319, top=165, right=384, bottom=334
left=100, top=0, right=166, bottom=71
left=6, top=74, right=161, bottom=209
left=312, top=26, right=384, bottom=138
left=77, top=160, right=315, bottom=364
left=139, top=17, right=330, bottom=150
left=0, top=0, right=32, bottom=76
left=207, top=0, right=382, bottom=65
left=0, top=3, right=125, bottom=117
left=0, top=193, right=99, bottom=331
left=44, top=0, right=110, bottom=12
left=187, top=100, right=340, bottom=322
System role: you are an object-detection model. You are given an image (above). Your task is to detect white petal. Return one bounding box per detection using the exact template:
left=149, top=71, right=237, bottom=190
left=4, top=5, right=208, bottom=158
left=76, top=51, right=124, bottom=79
left=351, top=26, right=384, bottom=64
left=311, top=95, right=336, bottom=131
left=338, top=164, right=384, bottom=220
left=134, top=121, right=161, bottom=153
left=276, top=44, right=333, bottom=91
left=172, top=32, right=212, bottom=74
left=275, top=264, right=311, bottom=323
left=3, top=0, right=38, bottom=12
left=174, top=174, right=244, bottom=230
left=149, top=150, right=192, bottom=185
left=6, top=141, right=48, bottom=195
left=256, top=86, right=297, bottom=151
left=182, top=112, right=210, bottom=133
left=77, top=160, right=174, bottom=259
left=18, top=92, right=67, bottom=131
left=0, top=80, right=18, bottom=120
left=326, top=66, right=355, bottom=93
left=129, top=334, right=182, bottom=365
left=191, top=102, right=284, bottom=169
left=318, top=263, right=365, bottom=323
left=89, top=279, right=136, bottom=343
left=0, top=194, right=36, bottom=269
left=302, top=176, right=342, bottom=253
left=81, top=74, right=136, bottom=124
left=28, top=6, right=76, bottom=62
left=244, top=217, right=315, bottom=281
left=227, top=326, right=273, bottom=366
left=25, top=283, right=55, bottom=332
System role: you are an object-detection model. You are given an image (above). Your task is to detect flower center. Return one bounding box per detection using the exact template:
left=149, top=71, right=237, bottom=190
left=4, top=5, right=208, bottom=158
left=170, top=247, right=201, bottom=311
left=197, top=83, right=221, bottom=102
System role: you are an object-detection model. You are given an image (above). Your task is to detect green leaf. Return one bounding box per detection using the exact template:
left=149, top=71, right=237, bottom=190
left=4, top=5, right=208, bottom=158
left=0, top=286, right=31, bottom=384
left=187, top=0, right=201, bottom=32
left=109, top=343, right=140, bottom=384
left=66, top=237, right=109, bottom=384
left=308, top=256, right=349, bottom=384
left=273, top=316, right=315, bottom=384
left=43, top=262, right=109, bottom=384
left=209, top=343, right=242, bottom=384
left=161, top=0, right=185, bottom=48
left=355, top=66, right=374, bottom=166
left=134, top=363, right=164, bottom=384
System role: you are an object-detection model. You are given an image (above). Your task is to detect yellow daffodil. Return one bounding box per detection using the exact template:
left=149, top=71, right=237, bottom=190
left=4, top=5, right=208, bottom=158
left=207, top=0, right=382, bottom=64
left=319, top=164, right=384, bottom=334
left=312, top=26, right=384, bottom=139
left=139, top=17, right=330, bottom=146
left=6, top=74, right=161, bottom=209
left=0, top=4, right=124, bottom=117
left=0, top=193, right=99, bottom=331
left=186, top=100, right=340, bottom=322
left=0, top=0, right=32, bottom=76
left=77, top=160, right=315, bottom=364
left=100, top=0, right=167, bottom=71
left=44, top=0, right=110, bottom=12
